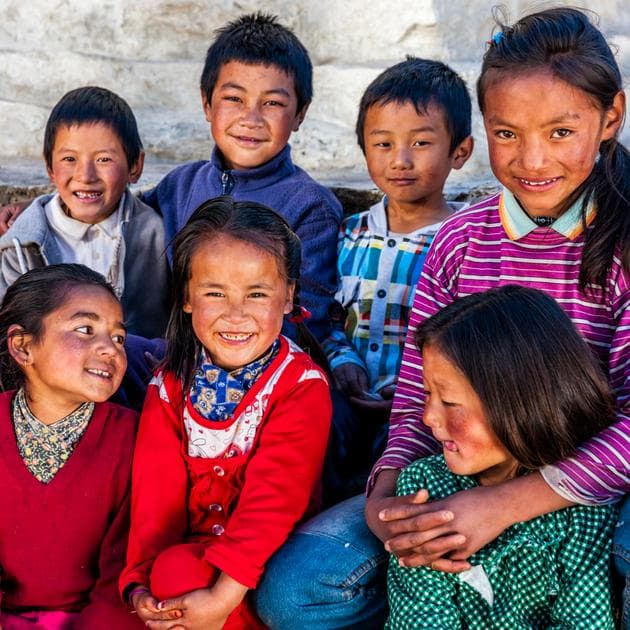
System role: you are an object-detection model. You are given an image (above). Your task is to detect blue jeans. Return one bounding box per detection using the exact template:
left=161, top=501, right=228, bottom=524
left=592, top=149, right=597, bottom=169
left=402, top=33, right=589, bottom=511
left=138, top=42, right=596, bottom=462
left=613, top=496, right=630, bottom=629
left=254, top=494, right=388, bottom=629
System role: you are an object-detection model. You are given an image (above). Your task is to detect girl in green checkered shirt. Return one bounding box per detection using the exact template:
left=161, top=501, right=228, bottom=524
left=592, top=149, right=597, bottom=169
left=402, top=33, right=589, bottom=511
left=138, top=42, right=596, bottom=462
left=386, top=286, right=618, bottom=629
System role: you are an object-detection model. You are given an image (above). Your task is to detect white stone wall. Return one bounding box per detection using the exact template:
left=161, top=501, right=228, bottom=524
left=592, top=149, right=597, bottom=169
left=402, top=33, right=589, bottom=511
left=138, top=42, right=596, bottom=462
left=1, top=0, right=629, bottom=190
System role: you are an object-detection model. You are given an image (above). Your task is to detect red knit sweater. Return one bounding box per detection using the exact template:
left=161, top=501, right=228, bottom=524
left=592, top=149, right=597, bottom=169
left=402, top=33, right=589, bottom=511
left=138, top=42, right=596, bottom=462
left=0, top=392, right=143, bottom=630
left=121, top=337, right=332, bottom=593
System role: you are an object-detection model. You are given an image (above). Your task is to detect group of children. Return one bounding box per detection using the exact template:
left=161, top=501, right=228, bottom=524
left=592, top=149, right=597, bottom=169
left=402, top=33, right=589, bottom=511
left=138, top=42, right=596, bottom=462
left=0, top=6, right=627, bottom=630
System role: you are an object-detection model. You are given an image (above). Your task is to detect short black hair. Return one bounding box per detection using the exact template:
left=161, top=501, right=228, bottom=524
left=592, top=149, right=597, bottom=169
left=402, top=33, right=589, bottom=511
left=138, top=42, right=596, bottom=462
left=43, top=86, right=143, bottom=170
left=356, top=57, right=471, bottom=154
left=416, top=286, right=615, bottom=471
left=200, top=12, right=313, bottom=113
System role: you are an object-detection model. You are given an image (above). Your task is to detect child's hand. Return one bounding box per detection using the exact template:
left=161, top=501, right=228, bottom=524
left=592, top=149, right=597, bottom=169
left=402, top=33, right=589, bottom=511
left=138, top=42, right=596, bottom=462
left=148, top=573, right=248, bottom=630
left=365, top=470, right=470, bottom=572
left=133, top=589, right=183, bottom=626
left=152, top=588, right=232, bottom=630
left=0, top=201, right=27, bottom=234
left=332, top=363, right=369, bottom=398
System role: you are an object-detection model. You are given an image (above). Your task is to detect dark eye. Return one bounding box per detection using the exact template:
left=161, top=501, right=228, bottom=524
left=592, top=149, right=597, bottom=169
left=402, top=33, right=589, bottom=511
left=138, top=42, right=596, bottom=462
left=112, top=333, right=126, bottom=345
left=495, top=130, right=515, bottom=140
left=76, top=325, right=93, bottom=335
left=552, top=128, right=572, bottom=139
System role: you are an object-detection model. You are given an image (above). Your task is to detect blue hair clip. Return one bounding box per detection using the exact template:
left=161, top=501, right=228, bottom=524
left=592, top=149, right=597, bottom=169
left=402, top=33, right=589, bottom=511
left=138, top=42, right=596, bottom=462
left=491, top=31, right=504, bottom=46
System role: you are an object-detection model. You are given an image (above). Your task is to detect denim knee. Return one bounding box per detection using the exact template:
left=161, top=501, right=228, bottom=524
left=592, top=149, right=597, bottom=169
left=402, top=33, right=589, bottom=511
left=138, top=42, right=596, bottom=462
left=254, top=495, right=388, bottom=630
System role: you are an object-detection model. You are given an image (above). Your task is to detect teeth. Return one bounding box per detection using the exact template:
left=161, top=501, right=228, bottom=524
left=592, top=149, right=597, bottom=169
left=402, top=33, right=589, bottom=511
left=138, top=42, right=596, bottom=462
left=521, top=178, right=558, bottom=186
left=75, top=191, right=102, bottom=199
left=87, top=368, right=111, bottom=378
left=220, top=333, right=252, bottom=341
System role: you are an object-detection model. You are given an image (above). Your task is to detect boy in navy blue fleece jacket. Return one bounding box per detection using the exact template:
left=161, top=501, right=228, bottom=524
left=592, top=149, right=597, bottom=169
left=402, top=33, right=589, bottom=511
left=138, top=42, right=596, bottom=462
left=143, top=13, right=342, bottom=341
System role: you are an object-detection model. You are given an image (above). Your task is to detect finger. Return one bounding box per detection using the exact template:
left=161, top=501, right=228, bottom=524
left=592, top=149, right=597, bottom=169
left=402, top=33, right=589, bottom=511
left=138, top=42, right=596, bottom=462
left=157, top=597, right=185, bottom=613
left=429, top=558, right=472, bottom=573
left=386, top=529, right=465, bottom=554
left=382, top=509, right=456, bottom=538
left=400, top=553, right=472, bottom=572
left=378, top=490, right=435, bottom=521
left=379, top=385, right=397, bottom=399
left=145, top=621, right=184, bottom=630
left=355, top=369, right=369, bottom=393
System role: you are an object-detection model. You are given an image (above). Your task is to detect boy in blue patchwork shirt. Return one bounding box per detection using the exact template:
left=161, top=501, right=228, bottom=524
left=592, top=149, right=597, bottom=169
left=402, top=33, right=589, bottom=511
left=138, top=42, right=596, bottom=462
left=322, top=58, right=473, bottom=500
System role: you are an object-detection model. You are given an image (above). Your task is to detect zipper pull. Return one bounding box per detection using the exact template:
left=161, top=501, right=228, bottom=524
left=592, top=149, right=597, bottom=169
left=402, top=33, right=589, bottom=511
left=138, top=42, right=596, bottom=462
left=221, top=170, right=234, bottom=195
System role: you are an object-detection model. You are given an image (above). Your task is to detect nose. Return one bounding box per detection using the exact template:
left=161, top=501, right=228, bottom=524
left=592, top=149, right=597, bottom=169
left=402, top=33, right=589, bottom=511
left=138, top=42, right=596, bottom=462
left=240, top=103, right=264, bottom=127
left=75, top=159, right=98, bottom=183
left=95, top=334, right=120, bottom=357
left=518, top=136, right=549, bottom=172
left=223, top=299, right=249, bottom=322
left=390, top=146, right=413, bottom=170
left=422, top=394, right=441, bottom=429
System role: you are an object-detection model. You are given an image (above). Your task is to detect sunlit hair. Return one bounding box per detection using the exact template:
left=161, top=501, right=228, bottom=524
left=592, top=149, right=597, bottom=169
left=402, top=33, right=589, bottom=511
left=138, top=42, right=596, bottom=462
left=200, top=12, right=312, bottom=113
left=416, top=285, right=615, bottom=470
left=43, top=86, right=143, bottom=170
left=165, top=196, right=327, bottom=392
left=0, top=264, right=117, bottom=391
left=477, top=7, right=629, bottom=294
left=356, top=56, right=471, bottom=154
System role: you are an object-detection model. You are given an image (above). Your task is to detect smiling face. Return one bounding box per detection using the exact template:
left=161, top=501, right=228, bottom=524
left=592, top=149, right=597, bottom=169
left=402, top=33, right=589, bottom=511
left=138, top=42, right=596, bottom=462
left=202, top=60, right=306, bottom=170
left=363, top=101, right=471, bottom=222
left=47, top=122, right=143, bottom=224
left=183, top=234, right=294, bottom=371
left=10, top=285, right=127, bottom=423
left=422, top=344, right=517, bottom=486
left=482, top=71, right=623, bottom=218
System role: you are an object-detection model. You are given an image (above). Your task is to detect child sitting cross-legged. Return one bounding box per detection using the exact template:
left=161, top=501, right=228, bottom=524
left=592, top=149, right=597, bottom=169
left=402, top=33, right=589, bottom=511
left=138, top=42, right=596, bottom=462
left=119, top=197, right=332, bottom=629
left=322, top=57, right=473, bottom=502
left=0, top=87, right=170, bottom=339
left=387, top=286, right=618, bottom=628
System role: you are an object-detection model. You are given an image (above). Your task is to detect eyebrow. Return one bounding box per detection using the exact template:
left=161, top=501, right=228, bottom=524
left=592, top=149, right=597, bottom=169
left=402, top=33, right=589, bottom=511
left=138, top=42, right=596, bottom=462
left=197, top=281, right=275, bottom=290
left=70, top=311, right=127, bottom=331
left=369, top=126, right=436, bottom=135
left=488, top=112, right=582, bottom=126
left=218, top=81, right=291, bottom=98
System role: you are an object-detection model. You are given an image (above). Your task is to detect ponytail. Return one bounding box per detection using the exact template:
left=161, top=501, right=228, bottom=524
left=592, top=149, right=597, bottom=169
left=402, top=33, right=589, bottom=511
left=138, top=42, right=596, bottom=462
left=581, top=138, right=630, bottom=292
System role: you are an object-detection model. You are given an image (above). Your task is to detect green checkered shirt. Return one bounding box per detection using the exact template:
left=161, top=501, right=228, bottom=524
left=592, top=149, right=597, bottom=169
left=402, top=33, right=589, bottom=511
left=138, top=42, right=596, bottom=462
left=386, top=456, right=617, bottom=629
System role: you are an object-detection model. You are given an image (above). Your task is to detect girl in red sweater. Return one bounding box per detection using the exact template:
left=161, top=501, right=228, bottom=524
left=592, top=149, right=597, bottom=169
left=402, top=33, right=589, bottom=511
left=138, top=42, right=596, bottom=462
left=120, top=197, right=332, bottom=630
left=0, top=264, right=142, bottom=630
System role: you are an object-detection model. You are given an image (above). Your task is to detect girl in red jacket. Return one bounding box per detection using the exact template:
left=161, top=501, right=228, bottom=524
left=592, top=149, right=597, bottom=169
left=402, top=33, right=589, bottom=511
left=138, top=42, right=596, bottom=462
left=120, top=196, right=332, bottom=630
left=0, top=264, right=142, bottom=630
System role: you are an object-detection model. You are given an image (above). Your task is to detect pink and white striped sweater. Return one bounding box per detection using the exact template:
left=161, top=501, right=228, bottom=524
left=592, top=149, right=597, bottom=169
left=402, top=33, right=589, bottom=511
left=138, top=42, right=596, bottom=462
left=370, top=191, right=629, bottom=504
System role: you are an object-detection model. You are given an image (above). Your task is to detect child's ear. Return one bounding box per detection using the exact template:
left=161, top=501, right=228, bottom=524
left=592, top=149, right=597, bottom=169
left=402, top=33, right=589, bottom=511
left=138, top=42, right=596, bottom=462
left=284, top=283, right=296, bottom=314
left=128, top=151, right=145, bottom=184
left=602, top=90, right=626, bottom=141
left=46, top=161, right=56, bottom=185
left=7, top=325, right=34, bottom=367
left=201, top=89, right=213, bottom=123
left=450, top=136, right=474, bottom=170
left=292, top=104, right=309, bottom=132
